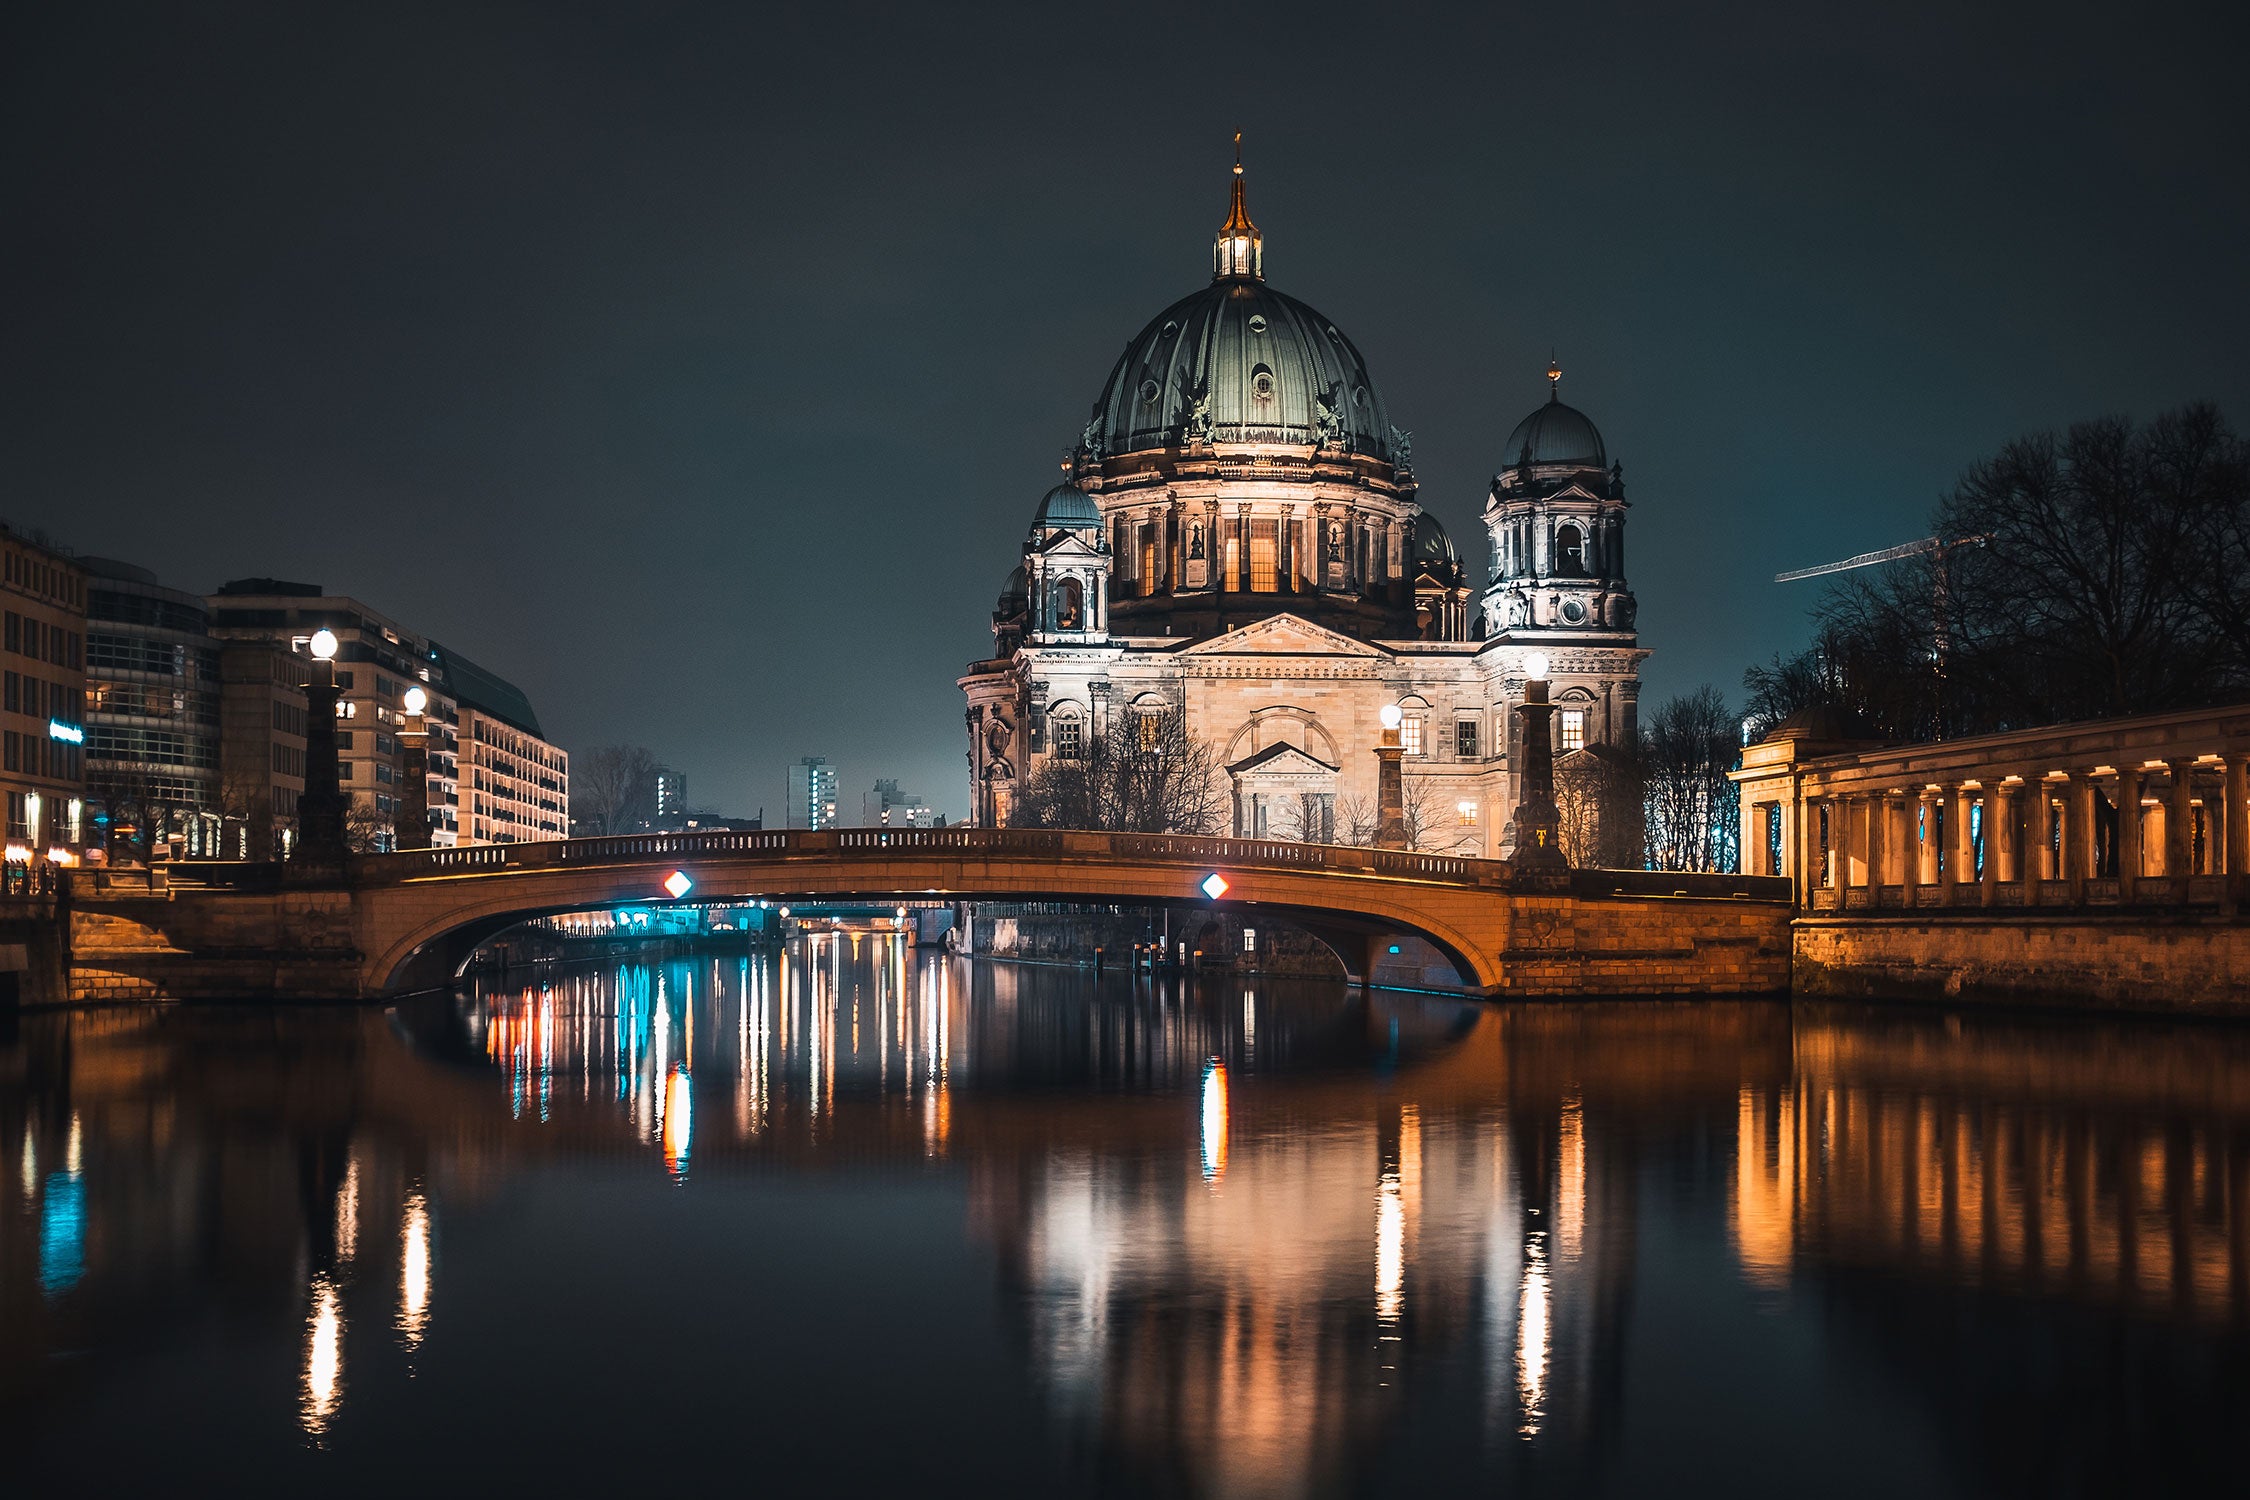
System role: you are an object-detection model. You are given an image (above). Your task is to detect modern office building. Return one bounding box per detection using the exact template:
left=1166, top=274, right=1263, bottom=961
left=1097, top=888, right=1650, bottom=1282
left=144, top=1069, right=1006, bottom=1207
left=863, top=778, right=935, bottom=828
left=437, top=645, right=568, bottom=844
left=81, top=558, right=222, bottom=857
left=0, top=524, right=88, bottom=864
left=787, top=757, right=838, bottom=831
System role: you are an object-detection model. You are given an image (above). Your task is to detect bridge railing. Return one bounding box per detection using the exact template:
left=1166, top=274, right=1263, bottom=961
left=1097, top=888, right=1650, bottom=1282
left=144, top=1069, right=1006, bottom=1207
left=344, top=828, right=1794, bottom=902
left=350, top=826, right=1507, bottom=888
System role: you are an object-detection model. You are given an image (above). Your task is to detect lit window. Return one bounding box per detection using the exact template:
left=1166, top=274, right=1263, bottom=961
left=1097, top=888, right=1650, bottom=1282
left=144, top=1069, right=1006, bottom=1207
left=1457, top=799, right=1478, bottom=825
left=1402, top=717, right=1424, bottom=756
left=1559, top=710, right=1586, bottom=751
left=1137, top=710, right=1163, bottom=752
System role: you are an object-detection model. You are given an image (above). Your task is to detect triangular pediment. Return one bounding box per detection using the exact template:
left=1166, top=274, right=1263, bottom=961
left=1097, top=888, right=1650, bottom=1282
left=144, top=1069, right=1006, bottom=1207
left=1177, top=612, right=1386, bottom=659
left=1033, top=530, right=1105, bottom=559
left=1226, top=741, right=1341, bottom=777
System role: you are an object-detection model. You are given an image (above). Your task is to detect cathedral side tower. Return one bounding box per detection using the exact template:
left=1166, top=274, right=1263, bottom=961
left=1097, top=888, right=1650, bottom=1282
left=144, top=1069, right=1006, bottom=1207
left=1481, top=361, right=1637, bottom=643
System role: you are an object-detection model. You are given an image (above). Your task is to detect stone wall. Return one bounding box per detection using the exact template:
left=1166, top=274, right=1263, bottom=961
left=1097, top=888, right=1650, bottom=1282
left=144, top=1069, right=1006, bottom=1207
left=65, top=891, right=362, bottom=1003
left=1794, top=914, right=2250, bottom=1015
left=1492, top=892, right=1793, bottom=997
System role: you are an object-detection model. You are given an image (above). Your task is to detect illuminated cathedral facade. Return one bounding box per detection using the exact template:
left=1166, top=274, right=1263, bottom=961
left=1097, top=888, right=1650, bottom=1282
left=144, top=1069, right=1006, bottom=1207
left=960, top=156, right=1645, bottom=856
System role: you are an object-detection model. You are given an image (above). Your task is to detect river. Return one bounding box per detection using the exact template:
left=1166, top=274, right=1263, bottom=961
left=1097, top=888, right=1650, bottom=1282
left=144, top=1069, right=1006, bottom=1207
left=3, top=939, right=2245, bottom=1496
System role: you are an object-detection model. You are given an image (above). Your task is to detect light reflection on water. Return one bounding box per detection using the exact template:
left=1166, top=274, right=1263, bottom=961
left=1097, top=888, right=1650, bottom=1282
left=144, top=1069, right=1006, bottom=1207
left=0, top=943, right=2246, bottom=1495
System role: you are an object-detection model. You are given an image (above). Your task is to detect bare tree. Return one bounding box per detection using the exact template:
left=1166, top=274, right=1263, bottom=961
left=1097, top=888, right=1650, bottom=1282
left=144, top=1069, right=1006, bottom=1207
left=1012, top=705, right=1224, bottom=833
left=1332, top=776, right=1470, bottom=852
left=1641, top=687, right=1740, bottom=873
left=1776, top=405, right=2250, bottom=740
left=1556, top=743, right=1645, bottom=868
left=343, top=799, right=387, bottom=854
left=572, top=745, right=658, bottom=835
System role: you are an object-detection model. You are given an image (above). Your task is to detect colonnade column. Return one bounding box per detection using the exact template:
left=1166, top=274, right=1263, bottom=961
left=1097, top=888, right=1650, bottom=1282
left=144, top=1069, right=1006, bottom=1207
left=1944, top=783, right=1972, bottom=897
left=2166, top=759, right=2197, bottom=884
left=1866, top=795, right=1887, bottom=906
left=2020, top=777, right=2046, bottom=908
left=2224, top=756, right=2249, bottom=917
left=1904, top=791, right=1929, bottom=904
left=1982, top=784, right=2006, bottom=906
left=2117, top=765, right=2144, bottom=900
left=2067, top=775, right=2095, bottom=903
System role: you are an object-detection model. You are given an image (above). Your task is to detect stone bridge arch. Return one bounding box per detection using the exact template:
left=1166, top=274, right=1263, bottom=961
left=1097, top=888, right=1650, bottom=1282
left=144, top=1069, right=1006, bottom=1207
left=356, top=829, right=1506, bottom=997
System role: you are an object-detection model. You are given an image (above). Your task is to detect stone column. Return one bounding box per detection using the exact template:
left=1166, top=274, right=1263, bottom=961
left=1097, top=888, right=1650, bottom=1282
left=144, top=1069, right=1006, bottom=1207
left=2224, top=756, right=2249, bottom=917
left=1981, top=785, right=2003, bottom=906
left=1501, top=678, right=1566, bottom=871
left=1942, top=784, right=1971, bottom=896
left=2019, top=778, right=2045, bottom=908
left=1867, top=793, right=1888, bottom=906
left=2067, top=774, right=2095, bottom=903
left=1904, top=791, right=1930, bottom=904
left=2166, top=759, right=2196, bottom=883
left=2116, top=765, right=2143, bottom=900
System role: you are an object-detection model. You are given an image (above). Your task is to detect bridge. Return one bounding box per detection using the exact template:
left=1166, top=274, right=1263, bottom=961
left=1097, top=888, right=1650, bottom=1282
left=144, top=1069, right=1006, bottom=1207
left=55, top=827, right=1793, bottom=1003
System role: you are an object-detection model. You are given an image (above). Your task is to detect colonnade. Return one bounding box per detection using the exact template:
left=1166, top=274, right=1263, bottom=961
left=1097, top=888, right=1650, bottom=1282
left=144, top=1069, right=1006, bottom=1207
left=1789, top=756, right=2249, bottom=913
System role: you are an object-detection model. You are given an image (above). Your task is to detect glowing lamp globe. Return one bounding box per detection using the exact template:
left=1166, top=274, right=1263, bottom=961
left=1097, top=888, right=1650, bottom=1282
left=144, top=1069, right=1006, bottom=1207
left=663, top=870, right=693, bottom=899
left=309, top=628, right=339, bottom=660
left=1379, top=704, right=1403, bottom=730
left=1524, top=651, right=1550, bottom=682
left=1200, top=872, right=1229, bottom=900
left=402, top=686, right=427, bottom=715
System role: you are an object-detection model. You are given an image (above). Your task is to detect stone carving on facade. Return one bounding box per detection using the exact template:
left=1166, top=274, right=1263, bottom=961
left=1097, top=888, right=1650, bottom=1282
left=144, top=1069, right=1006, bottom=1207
left=1314, top=386, right=1345, bottom=451
left=1388, top=426, right=1412, bottom=471
left=1079, top=412, right=1105, bottom=460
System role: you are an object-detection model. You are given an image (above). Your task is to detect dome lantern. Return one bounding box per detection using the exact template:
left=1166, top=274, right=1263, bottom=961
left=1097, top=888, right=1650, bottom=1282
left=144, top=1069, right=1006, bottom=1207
left=1213, top=134, right=1263, bottom=282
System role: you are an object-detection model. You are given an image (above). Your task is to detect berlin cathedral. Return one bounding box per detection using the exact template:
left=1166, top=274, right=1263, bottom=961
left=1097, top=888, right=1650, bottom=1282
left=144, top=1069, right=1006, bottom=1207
left=960, top=155, right=1644, bottom=856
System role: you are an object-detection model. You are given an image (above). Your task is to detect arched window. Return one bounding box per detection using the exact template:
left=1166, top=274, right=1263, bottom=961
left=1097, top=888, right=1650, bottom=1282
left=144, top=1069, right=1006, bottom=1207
left=1556, top=524, right=1586, bottom=577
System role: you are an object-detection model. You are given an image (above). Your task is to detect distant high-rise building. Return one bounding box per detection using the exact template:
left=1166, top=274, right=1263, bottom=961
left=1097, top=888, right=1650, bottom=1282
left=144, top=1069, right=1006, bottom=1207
left=787, top=757, right=837, bottom=830
left=863, top=778, right=935, bottom=828
left=654, top=765, right=686, bottom=820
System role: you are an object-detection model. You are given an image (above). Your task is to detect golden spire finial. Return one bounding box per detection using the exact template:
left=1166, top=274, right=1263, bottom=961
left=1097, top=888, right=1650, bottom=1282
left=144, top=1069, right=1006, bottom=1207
left=1214, top=133, right=1262, bottom=279
left=1546, top=352, right=1562, bottom=400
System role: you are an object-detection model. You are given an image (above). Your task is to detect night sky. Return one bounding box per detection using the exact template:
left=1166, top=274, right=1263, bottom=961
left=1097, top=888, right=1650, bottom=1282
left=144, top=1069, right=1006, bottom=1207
left=6, top=2, right=2245, bottom=821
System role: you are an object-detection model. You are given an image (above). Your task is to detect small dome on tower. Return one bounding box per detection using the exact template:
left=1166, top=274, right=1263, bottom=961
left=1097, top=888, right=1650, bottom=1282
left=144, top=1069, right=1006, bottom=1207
left=1504, top=399, right=1607, bottom=471
left=1031, top=482, right=1102, bottom=533
left=1412, top=511, right=1460, bottom=572
left=1502, top=360, right=1607, bottom=471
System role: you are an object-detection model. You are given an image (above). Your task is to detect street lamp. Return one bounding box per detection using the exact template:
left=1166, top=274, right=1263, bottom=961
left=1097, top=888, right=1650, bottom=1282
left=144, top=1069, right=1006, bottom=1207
left=1500, top=650, right=1568, bottom=876
left=1375, top=703, right=1407, bottom=849
left=398, top=685, right=432, bottom=850
left=292, top=626, right=349, bottom=873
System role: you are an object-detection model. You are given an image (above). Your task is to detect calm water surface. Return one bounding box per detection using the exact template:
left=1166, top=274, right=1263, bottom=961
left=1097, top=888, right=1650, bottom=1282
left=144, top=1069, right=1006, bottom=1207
left=3, top=940, right=2246, bottom=1496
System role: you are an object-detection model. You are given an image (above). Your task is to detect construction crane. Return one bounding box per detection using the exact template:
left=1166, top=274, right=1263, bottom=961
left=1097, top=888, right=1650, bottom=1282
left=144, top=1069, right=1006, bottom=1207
left=1775, top=533, right=1992, bottom=734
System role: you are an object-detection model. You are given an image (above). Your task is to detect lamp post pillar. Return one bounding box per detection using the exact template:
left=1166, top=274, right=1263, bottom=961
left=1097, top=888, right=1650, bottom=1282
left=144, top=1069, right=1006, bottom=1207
left=1502, top=674, right=1568, bottom=875
left=293, top=638, right=348, bottom=873
left=1374, top=722, right=1407, bottom=851
left=397, top=700, right=431, bottom=851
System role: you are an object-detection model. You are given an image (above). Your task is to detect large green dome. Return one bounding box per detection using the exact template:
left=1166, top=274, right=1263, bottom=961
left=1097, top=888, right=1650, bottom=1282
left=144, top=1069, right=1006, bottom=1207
left=1085, top=279, right=1398, bottom=465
